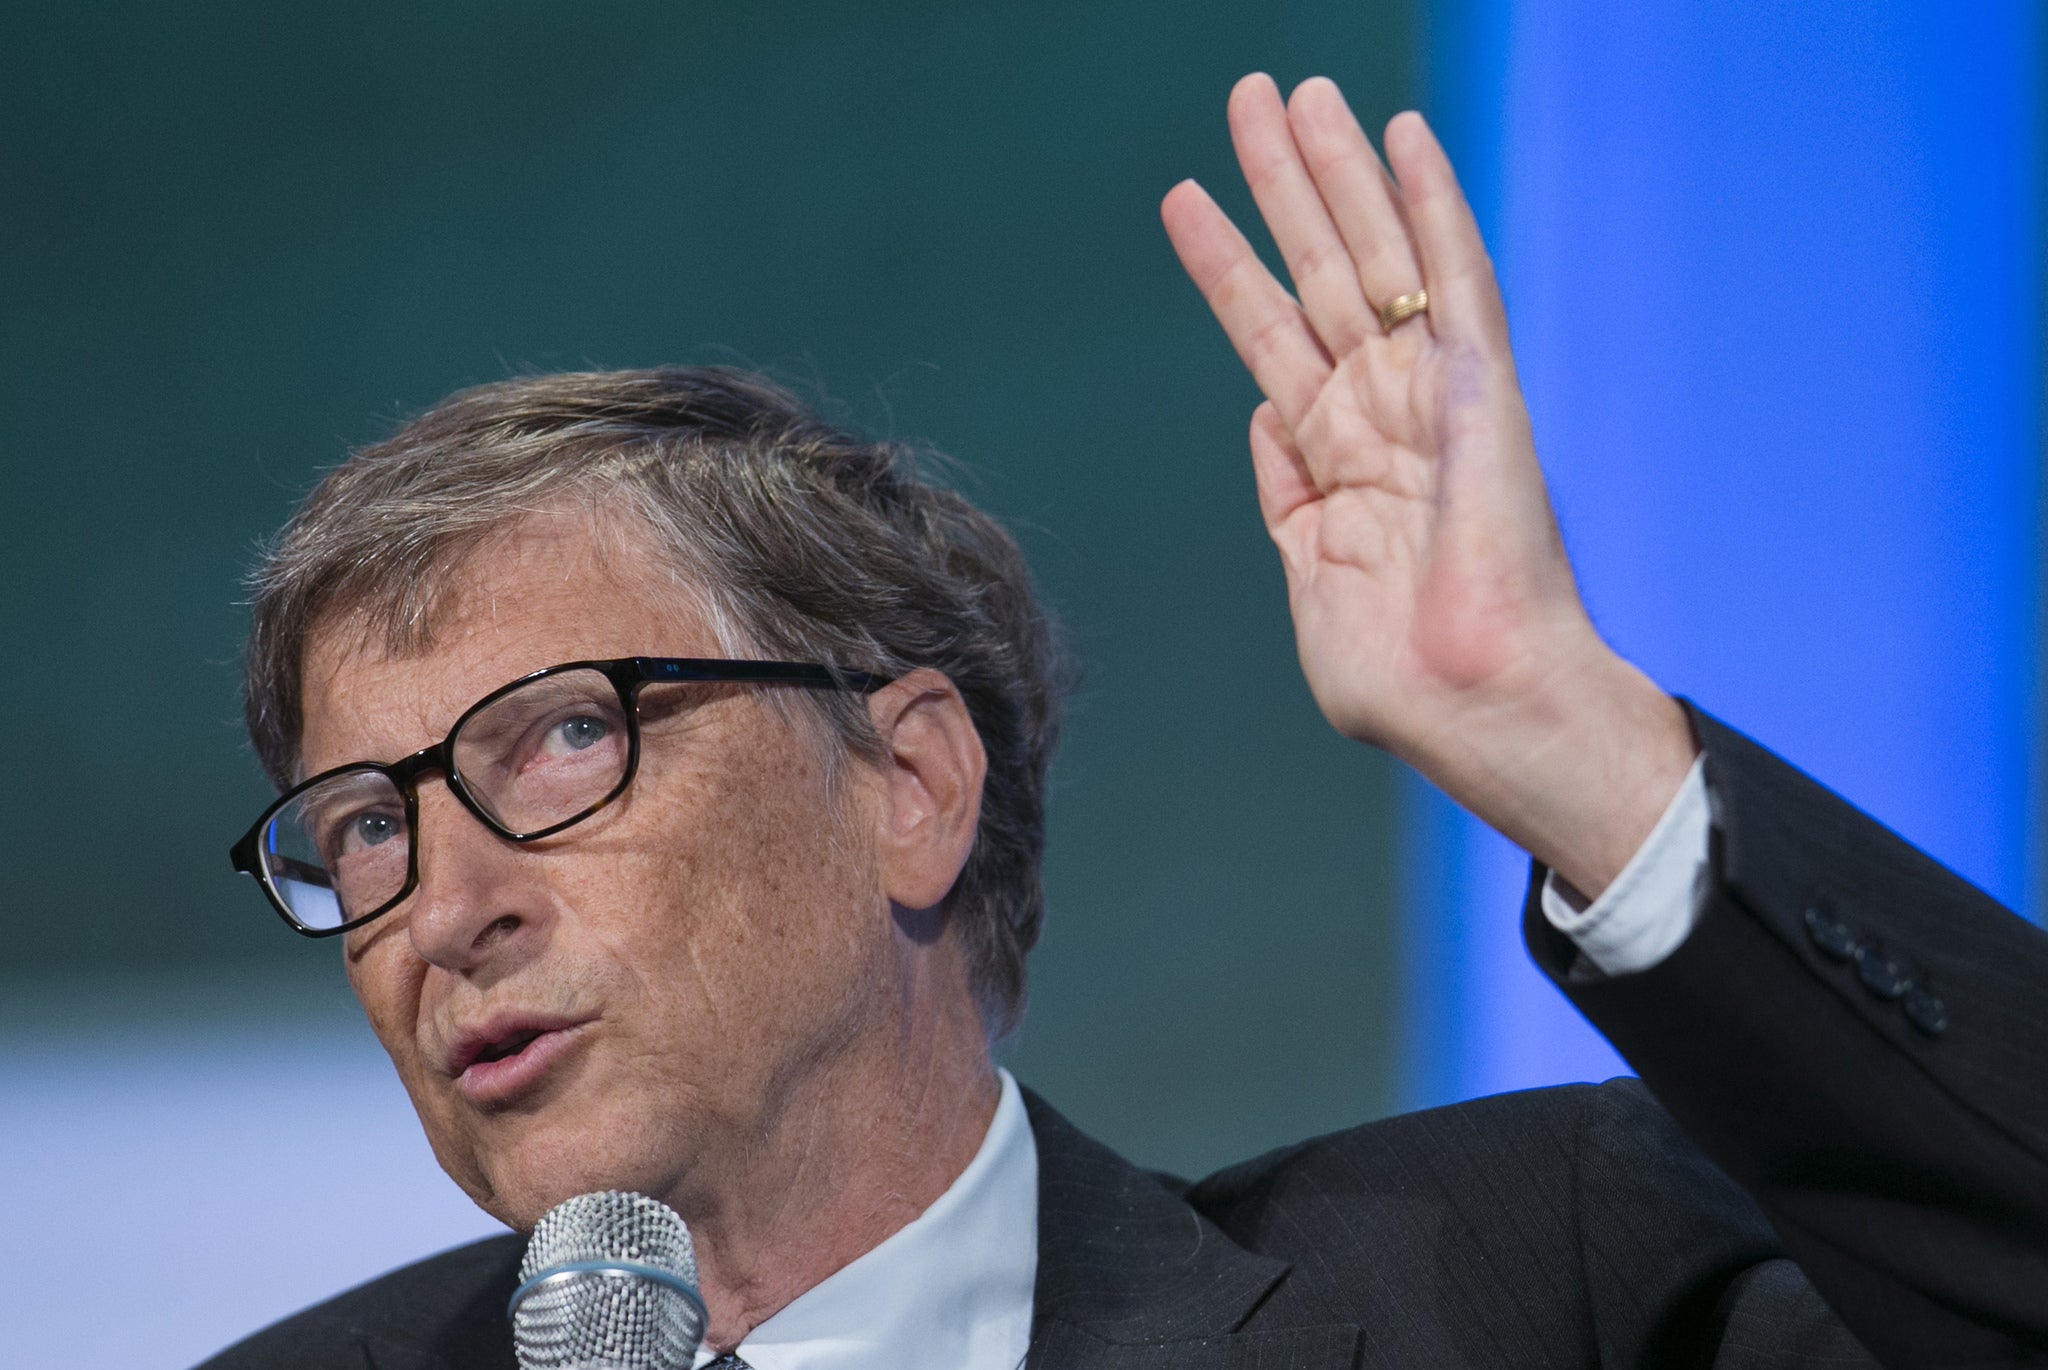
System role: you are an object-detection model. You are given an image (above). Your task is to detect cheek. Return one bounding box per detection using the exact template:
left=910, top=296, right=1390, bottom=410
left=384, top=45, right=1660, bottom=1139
left=590, top=726, right=888, bottom=1036
left=345, top=936, right=432, bottom=1080
left=344, top=937, right=503, bottom=1200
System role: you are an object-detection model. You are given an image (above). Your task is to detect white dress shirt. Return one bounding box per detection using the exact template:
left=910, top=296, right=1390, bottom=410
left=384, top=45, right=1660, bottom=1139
left=698, top=1068, right=1037, bottom=1370
left=1539, top=755, right=1713, bottom=975
left=696, top=764, right=1713, bottom=1368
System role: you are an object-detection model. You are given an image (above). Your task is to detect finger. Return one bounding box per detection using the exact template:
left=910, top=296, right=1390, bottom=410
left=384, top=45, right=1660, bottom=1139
left=1285, top=78, right=1428, bottom=326
left=1226, top=73, right=1377, bottom=355
left=1382, top=111, right=1508, bottom=349
left=1162, top=178, right=1333, bottom=425
left=1247, top=401, right=1319, bottom=535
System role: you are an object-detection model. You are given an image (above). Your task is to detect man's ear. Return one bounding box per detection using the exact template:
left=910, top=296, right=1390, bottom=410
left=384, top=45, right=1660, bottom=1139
left=866, top=668, right=986, bottom=914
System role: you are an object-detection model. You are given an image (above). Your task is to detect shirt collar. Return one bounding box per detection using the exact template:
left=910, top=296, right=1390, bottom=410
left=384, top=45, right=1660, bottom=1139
left=697, top=1068, right=1038, bottom=1370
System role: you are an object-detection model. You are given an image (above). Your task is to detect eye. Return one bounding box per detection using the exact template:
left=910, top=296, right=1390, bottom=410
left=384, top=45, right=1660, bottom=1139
left=351, top=812, right=403, bottom=849
left=544, top=714, right=612, bottom=755
left=315, top=803, right=407, bottom=864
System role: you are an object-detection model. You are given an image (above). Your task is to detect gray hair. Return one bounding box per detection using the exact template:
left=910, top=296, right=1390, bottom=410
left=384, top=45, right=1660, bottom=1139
left=243, top=366, right=1068, bottom=1039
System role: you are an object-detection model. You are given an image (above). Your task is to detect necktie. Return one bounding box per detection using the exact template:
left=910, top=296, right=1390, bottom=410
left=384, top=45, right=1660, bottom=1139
left=703, top=1357, right=753, bottom=1369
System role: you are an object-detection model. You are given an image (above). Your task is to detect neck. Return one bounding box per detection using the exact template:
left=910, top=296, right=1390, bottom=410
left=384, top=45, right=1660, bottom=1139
left=681, top=964, right=1000, bottom=1353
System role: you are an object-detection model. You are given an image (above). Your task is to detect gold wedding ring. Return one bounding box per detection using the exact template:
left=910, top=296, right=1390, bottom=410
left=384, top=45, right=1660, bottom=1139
left=1378, top=289, right=1430, bottom=334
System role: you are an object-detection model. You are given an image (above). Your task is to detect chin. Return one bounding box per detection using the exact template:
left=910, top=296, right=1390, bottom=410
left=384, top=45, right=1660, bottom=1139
left=465, top=1111, right=694, bottom=1232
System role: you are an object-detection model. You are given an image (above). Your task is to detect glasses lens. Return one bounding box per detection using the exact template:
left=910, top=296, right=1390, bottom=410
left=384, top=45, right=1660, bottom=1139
left=263, top=768, right=411, bottom=931
left=452, top=668, right=632, bottom=835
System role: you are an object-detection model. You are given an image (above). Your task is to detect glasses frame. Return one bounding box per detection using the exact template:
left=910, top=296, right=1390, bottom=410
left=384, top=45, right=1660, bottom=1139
left=230, top=656, right=886, bottom=938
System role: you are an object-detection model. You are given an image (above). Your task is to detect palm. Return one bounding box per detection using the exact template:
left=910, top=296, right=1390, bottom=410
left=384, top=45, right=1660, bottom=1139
left=1280, top=356, right=1449, bottom=737
left=1164, top=77, right=1584, bottom=762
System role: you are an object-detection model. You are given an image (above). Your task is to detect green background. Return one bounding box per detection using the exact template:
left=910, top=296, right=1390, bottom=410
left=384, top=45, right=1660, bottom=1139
left=0, top=1, right=1415, bottom=1176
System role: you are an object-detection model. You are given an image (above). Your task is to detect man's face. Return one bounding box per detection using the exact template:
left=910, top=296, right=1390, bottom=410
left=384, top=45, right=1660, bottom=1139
left=297, top=510, right=899, bottom=1230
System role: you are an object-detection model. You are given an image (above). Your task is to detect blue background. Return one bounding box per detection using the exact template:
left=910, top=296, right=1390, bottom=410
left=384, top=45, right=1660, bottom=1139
left=1406, top=0, right=2044, bottom=1107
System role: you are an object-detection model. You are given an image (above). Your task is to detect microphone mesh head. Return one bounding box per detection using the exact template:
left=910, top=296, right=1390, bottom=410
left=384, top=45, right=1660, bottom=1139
left=512, top=1190, right=705, bottom=1370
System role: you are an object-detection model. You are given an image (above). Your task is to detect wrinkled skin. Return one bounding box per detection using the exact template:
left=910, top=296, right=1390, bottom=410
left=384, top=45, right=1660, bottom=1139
left=299, top=505, right=996, bottom=1349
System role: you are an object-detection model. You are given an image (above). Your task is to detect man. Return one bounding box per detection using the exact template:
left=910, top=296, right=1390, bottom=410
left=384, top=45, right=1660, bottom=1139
left=203, top=75, right=2048, bottom=1368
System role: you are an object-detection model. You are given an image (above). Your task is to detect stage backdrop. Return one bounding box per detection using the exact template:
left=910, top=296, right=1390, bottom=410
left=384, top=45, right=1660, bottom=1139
left=1405, top=0, right=2046, bottom=1109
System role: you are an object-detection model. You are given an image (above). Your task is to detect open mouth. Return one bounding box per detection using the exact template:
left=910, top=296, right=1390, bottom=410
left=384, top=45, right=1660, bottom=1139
left=450, top=1019, right=592, bottom=1106
left=473, top=1028, right=546, bottom=1066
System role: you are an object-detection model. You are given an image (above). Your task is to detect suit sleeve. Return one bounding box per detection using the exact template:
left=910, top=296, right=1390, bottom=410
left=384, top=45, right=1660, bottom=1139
left=1524, top=703, right=2048, bottom=1368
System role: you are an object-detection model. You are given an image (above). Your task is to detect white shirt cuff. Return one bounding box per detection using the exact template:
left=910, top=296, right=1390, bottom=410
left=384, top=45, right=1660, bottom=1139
left=1539, top=756, right=1710, bottom=976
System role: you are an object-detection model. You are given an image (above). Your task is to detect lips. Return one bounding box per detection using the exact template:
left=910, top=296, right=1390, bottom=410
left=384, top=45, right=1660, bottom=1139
left=444, top=1013, right=595, bottom=1107
left=469, top=1026, right=546, bottom=1067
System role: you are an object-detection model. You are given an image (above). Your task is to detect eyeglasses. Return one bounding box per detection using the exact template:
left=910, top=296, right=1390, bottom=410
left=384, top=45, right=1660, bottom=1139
left=230, top=657, right=885, bottom=938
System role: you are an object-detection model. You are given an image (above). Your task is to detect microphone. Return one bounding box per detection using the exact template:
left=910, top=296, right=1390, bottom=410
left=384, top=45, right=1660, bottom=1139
left=508, top=1190, right=708, bottom=1369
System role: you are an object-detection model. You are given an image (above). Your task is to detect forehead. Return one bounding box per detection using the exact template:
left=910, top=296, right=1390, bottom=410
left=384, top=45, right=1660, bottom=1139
left=297, top=508, right=716, bottom=773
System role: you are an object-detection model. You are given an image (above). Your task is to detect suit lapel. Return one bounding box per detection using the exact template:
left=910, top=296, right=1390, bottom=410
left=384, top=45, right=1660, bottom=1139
left=1029, top=1322, right=1363, bottom=1370
left=352, top=1093, right=1359, bottom=1370
left=1022, top=1090, right=1360, bottom=1370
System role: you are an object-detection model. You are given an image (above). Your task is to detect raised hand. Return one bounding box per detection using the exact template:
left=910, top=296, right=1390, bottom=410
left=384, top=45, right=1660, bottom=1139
left=1163, top=74, right=1694, bottom=896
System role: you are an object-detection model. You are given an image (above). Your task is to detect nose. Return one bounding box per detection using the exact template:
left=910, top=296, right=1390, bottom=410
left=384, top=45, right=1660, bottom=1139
left=400, top=779, right=549, bottom=975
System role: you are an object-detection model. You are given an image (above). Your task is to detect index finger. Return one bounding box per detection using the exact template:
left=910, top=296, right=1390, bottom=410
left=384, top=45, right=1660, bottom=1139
left=1382, top=112, right=1509, bottom=351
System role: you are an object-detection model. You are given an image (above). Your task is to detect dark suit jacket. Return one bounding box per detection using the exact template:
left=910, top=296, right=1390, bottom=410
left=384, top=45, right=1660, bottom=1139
left=196, top=710, right=2048, bottom=1369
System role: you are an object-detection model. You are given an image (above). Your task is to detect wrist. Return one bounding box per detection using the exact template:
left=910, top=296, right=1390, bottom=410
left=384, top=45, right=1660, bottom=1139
left=1402, top=635, right=1699, bottom=899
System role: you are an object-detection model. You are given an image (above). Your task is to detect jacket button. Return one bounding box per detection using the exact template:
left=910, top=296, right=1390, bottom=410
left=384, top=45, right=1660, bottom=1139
left=1804, top=906, right=1858, bottom=960
left=1853, top=943, right=1910, bottom=999
left=1903, top=985, right=1949, bottom=1036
